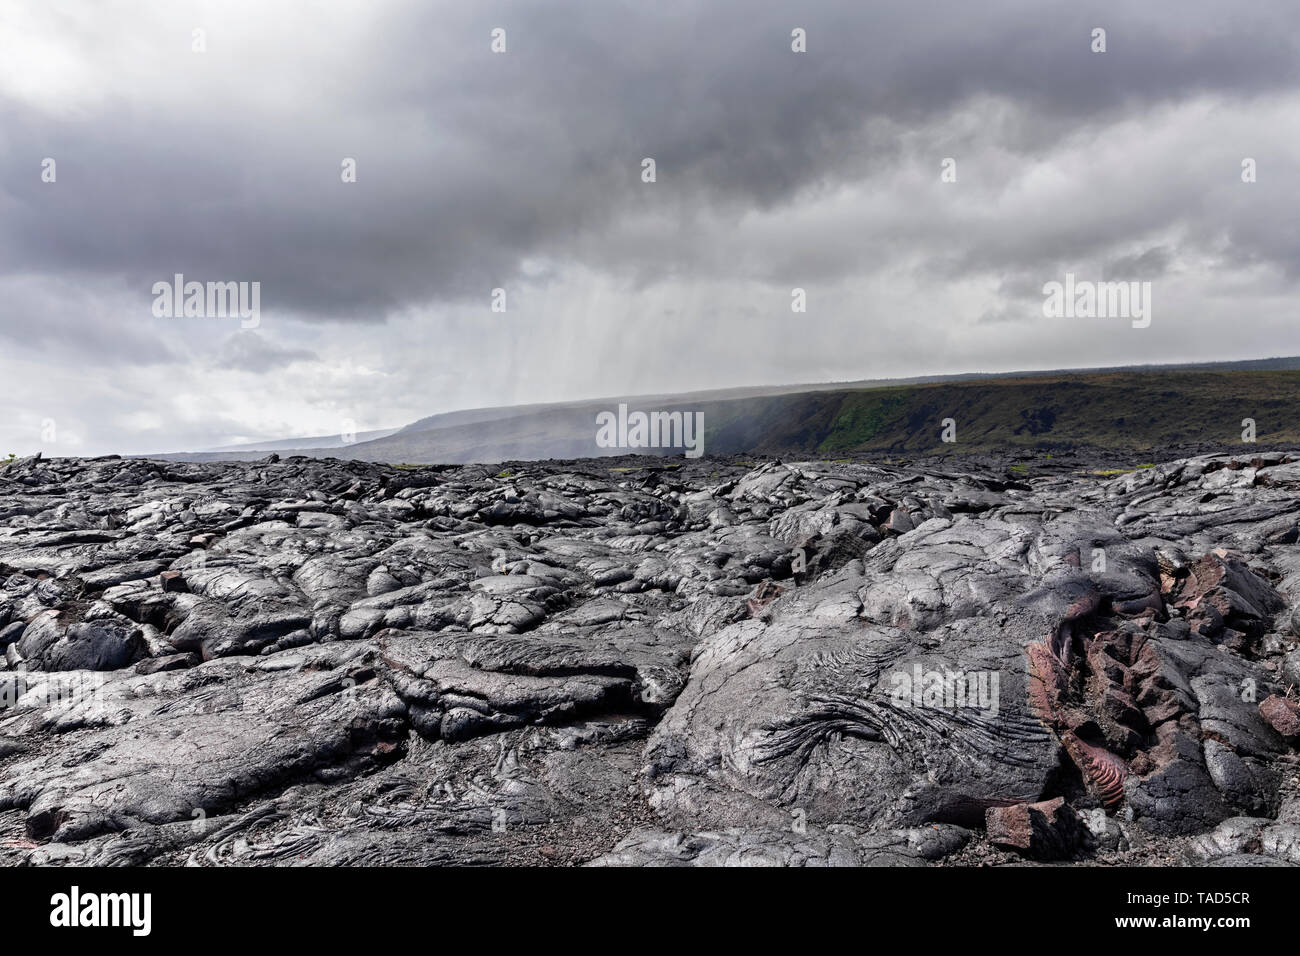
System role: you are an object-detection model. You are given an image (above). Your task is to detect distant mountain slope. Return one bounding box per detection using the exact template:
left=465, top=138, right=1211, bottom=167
left=149, top=357, right=1300, bottom=463
left=704, top=370, right=1300, bottom=454
left=199, top=427, right=401, bottom=454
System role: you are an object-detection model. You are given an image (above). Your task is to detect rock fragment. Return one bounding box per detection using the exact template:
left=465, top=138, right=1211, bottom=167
left=985, top=798, right=1087, bottom=860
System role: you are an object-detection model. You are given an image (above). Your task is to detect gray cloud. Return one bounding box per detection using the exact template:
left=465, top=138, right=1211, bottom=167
left=1, top=0, right=1298, bottom=455
left=210, top=331, right=316, bottom=373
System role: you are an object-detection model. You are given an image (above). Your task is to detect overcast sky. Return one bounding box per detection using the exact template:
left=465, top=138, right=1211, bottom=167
left=2, top=0, right=1298, bottom=456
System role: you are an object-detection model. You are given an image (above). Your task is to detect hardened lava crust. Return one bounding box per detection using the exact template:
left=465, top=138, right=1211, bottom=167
left=1, top=449, right=1299, bottom=867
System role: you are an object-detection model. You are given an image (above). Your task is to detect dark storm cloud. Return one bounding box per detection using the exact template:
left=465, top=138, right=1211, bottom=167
left=1104, top=247, right=1174, bottom=281
left=2, top=0, right=1298, bottom=320
left=0, top=274, right=179, bottom=364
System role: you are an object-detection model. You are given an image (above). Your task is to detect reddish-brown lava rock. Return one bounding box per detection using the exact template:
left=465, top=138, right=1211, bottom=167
left=746, top=581, right=785, bottom=618
left=1164, top=553, right=1282, bottom=644
left=1062, top=731, right=1129, bottom=808
left=1259, top=695, right=1300, bottom=739
left=985, top=797, right=1087, bottom=860
left=1027, top=641, right=1070, bottom=722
